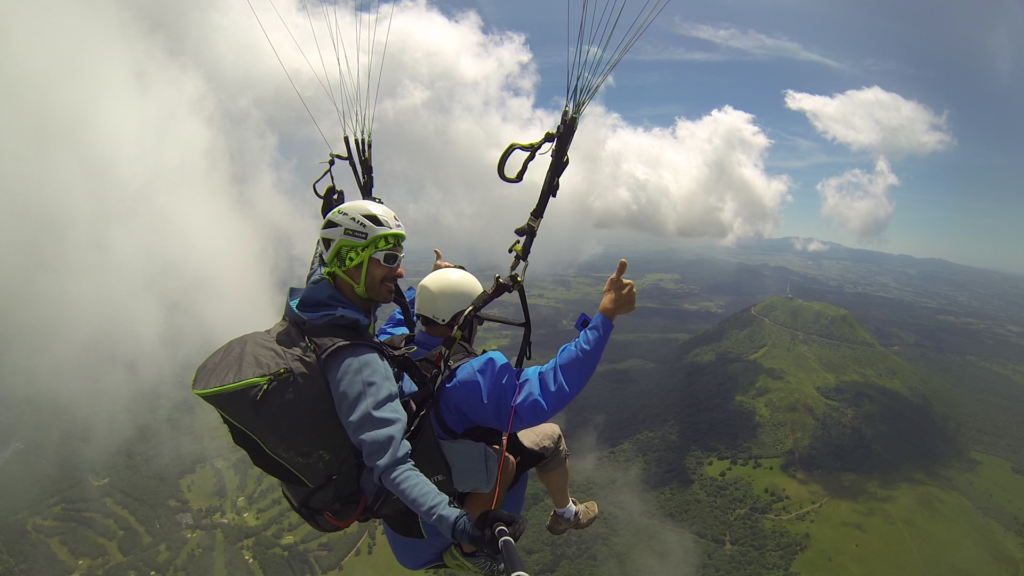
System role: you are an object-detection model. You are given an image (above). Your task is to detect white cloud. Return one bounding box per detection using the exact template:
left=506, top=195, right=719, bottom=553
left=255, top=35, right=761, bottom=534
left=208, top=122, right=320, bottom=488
left=673, top=21, right=841, bottom=68
left=784, top=86, right=954, bottom=159
left=817, top=157, right=899, bottom=239
left=792, top=238, right=829, bottom=252
left=569, top=106, right=793, bottom=245
left=0, top=0, right=792, bottom=433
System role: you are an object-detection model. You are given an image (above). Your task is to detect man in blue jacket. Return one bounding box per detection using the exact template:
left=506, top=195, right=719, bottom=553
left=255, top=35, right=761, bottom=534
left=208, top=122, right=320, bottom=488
left=378, top=252, right=637, bottom=574
left=284, top=200, right=520, bottom=558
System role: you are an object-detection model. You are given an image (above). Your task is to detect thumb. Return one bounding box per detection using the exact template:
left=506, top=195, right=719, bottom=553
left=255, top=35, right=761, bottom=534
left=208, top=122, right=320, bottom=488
left=611, top=259, right=627, bottom=280
left=433, top=248, right=443, bottom=262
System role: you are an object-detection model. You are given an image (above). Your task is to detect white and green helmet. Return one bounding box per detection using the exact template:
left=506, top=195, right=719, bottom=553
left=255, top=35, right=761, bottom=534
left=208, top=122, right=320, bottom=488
left=319, top=200, right=406, bottom=297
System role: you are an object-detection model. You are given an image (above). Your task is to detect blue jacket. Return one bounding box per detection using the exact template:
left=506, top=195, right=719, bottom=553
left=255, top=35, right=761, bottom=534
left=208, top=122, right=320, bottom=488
left=284, top=274, right=469, bottom=542
left=377, top=287, right=615, bottom=570
left=379, top=287, right=615, bottom=437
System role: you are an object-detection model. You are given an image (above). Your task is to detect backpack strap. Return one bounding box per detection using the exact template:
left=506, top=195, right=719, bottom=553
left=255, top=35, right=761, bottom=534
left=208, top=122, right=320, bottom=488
left=301, top=322, right=386, bottom=360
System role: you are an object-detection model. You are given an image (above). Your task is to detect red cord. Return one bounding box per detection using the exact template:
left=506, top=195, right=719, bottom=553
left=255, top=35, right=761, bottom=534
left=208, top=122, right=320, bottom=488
left=490, top=380, right=523, bottom=510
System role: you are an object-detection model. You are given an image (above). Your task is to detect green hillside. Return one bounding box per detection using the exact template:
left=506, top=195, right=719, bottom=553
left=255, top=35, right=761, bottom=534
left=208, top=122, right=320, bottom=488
left=573, top=298, right=950, bottom=474
left=754, top=298, right=880, bottom=348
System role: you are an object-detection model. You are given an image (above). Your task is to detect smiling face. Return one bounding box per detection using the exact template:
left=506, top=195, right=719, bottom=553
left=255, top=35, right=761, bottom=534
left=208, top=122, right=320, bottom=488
left=362, top=246, right=405, bottom=304
left=338, top=242, right=405, bottom=310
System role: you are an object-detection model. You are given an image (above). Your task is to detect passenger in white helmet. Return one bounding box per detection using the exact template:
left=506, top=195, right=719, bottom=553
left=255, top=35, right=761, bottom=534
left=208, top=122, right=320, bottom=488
left=377, top=250, right=637, bottom=574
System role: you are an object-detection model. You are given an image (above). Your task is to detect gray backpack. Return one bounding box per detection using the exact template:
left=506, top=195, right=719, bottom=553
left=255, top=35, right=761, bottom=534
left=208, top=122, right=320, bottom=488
left=192, top=318, right=454, bottom=533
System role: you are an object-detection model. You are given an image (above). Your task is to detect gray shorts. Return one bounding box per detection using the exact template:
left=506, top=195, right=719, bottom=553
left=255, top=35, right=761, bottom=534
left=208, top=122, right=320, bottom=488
left=442, top=423, right=569, bottom=493
left=440, top=439, right=500, bottom=493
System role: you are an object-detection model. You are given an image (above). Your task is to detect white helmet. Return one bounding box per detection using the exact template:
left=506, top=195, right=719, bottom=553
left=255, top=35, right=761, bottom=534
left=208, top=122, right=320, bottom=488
left=417, top=268, right=484, bottom=325
left=319, top=199, right=406, bottom=270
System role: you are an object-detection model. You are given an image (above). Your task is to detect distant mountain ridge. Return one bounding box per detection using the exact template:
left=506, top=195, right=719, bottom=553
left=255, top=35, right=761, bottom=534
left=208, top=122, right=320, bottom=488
left=746, top=237, right=979, bottom=272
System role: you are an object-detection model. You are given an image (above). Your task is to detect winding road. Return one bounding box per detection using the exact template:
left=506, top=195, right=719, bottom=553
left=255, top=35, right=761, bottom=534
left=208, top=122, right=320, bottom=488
left=750, top=308, right=878, bottom=350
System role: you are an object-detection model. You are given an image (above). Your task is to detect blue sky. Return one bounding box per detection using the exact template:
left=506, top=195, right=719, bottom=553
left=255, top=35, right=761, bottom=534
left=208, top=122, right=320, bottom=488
left=428, top=0, right=1024, bottom=273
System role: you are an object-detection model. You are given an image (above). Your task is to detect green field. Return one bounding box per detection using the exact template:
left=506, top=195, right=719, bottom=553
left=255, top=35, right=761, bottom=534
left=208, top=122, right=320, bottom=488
left=340, top=523, right=414, bottom=576
left=180, top=462, right=221, bottom=509
left=961, top=453, right=1024, bottom=522
left=704, top=452, right=1024, bottom=575
left=794, top=474, right=1024, bottom=576
left=706, top=457, right=829, bottom=515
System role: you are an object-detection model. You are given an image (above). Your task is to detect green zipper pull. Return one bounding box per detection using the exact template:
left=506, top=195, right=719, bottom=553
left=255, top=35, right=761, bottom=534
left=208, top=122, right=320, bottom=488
left=256, top=368, right=290, bottom=400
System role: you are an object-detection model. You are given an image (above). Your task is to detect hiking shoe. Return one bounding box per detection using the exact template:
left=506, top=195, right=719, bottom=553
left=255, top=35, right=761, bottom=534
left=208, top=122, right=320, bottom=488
left=546, top=498, right=599, bottom=535
left=442, top=544, right=504, bottom=576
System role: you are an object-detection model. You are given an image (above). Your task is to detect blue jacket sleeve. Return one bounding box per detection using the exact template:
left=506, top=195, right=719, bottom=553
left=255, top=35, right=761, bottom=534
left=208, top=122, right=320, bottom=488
left=323, top=343, right=467, bottom=541
left=377, top=287, right=417, bottom=339
left=435, top=312, right=615, bottom=436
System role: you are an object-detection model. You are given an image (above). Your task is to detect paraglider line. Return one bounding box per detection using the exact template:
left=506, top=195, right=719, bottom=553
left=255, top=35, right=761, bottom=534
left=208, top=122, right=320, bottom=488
left=369, top=1, right=396, bottom=136
left=267, top=0, right=345, bottom=123
left=245, top=0, right=333, bottom=152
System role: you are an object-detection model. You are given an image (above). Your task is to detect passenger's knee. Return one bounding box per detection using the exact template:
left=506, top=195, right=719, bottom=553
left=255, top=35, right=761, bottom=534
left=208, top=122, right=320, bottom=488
left=535, top=430, right=569, bottom=473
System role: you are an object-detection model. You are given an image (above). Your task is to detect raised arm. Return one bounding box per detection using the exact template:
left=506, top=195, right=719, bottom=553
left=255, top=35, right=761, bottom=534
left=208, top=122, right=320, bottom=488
left=436, top=260, right=637, bottom=435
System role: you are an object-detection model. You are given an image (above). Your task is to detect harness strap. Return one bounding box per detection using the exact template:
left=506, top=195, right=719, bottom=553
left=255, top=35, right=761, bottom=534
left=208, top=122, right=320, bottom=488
left=393, top=285, right=417, bottom=332
left=323, top=496, right=367, bottom=529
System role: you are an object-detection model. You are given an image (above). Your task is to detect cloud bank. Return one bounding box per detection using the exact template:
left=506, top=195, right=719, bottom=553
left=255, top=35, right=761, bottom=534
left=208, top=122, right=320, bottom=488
left=0, top=0, right=309, bottom=400
left=571, top=106, right=792, bottom=244
left=784, top=86, right=954, bottom=159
